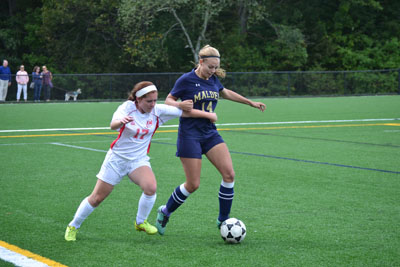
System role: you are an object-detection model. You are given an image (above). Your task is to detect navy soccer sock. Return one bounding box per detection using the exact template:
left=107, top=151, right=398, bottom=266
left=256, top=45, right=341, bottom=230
left=164, top=184, right=190, bottom=216
left=218, top=181, right=234, bottom=222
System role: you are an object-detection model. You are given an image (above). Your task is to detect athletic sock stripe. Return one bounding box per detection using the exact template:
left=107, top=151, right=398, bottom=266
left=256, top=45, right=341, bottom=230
left=219, top=193, right=234, bottom=199
left=219, top=196, right=234, bottom=200
left=219, top=190, right=234, bottom=200
left=172, top=191, right=185, bottom=204
left=219, top=192, right=234, bottom=196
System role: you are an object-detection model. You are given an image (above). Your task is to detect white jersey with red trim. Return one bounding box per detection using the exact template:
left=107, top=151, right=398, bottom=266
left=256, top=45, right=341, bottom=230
left=110, top=101, right=182, bottom=161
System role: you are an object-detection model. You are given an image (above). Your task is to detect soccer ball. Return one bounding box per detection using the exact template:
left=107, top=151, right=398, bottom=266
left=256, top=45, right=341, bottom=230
left=220, top=218, right=246, bottom=244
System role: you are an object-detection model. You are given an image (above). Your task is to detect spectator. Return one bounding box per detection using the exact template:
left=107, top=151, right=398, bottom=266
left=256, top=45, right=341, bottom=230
left=16, top=65, right=29, bottom=102
left=32, top=66, right=42, bottom=102
left=0, top=59, right=11, bottom=102
left=41, top=65, right=52, bottom=102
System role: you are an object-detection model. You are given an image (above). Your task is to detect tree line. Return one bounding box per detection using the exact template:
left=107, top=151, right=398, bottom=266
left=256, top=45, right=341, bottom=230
left=1, top=0, right=399, bottom=75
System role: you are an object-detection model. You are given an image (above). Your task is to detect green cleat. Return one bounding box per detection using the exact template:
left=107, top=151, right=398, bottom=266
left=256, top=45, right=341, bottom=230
left=156, top=205, right=169, bottom=235
left=65, top=225, right=78, bottom=241
left=135, top=220, right=158, bottom=235
left=217, top=219, right=222, bottom=229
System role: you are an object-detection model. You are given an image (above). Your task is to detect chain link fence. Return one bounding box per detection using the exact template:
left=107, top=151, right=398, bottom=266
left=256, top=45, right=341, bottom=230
left=4, top=69, right=400, bottom=102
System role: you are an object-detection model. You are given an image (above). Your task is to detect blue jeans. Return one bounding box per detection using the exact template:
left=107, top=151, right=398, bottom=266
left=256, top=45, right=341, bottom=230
left=34, top=83, right=42, bottom=101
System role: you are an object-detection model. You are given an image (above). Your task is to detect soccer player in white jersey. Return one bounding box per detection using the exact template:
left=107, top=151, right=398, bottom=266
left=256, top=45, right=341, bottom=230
left=65, top=81, right=217, bottom=241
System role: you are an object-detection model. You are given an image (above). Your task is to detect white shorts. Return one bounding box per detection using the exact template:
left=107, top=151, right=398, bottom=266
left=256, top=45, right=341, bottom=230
left=96, top=149, right=151, bottom=186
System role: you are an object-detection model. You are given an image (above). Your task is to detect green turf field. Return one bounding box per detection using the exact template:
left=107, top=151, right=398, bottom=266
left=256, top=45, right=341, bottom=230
left=0, top=95, right=399, bottom=266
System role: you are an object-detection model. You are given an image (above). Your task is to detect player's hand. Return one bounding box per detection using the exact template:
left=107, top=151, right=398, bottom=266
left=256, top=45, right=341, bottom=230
left=209, top=113, right=218, bottom=123
left=120, top=116, right=134, bottom=124
left=179, top=100, right=193, bottom=112
left=251, top=101, right=266, bottom=112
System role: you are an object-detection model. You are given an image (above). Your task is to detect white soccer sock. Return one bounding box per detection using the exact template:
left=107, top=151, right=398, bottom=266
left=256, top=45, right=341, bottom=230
left=221, top=180, right=235, bottom=188
left=136, top=193, right=156, bottom=225
left=180, top=183, right=191, bottom=197
left=69, top=197, right=95, bottom=229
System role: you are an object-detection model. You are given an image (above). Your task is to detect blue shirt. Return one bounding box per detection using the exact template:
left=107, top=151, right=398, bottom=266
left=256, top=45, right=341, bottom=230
left=170, top=69, right=224, bottom=139
left=0, top=66, right=11, bottom=82
left=32, top=72, right=42, bottom=83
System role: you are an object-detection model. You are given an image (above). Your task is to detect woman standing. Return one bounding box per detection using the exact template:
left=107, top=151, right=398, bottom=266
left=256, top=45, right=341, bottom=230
left=32, top=66, right=42, bottom=102
left=16, top=65, right=29, bottom=102
left=41, top=65, right=52, bottom=102
left=65, top=81, right=217, bottom=241
left=156, top=45, right=266, bottom=235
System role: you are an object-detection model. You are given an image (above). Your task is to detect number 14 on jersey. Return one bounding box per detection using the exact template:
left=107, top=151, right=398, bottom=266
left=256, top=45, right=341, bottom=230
left=201, top=101, right=213, bottom=112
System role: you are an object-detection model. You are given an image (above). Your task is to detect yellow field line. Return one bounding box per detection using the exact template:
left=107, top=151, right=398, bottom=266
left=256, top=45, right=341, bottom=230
left=0, top=123, right=398, bottom=139
left=0, top=240, right=68, bottom=267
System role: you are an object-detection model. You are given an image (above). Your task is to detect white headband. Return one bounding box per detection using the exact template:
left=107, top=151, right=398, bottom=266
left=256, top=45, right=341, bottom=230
left=135, top=85, right=158, bottom=98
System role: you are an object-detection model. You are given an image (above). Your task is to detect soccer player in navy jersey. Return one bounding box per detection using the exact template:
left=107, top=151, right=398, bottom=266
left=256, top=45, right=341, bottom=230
left=156, top=45, right=266, bottom=235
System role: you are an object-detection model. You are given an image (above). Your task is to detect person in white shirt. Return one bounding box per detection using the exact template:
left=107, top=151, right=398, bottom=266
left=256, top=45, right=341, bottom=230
left=65, top=81, right=217, bottom=241
left=16, top=65, right=29, bottom=102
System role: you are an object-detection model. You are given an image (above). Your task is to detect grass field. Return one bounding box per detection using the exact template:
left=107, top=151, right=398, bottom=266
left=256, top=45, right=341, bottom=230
left=0, top=95, right=399, bottom=266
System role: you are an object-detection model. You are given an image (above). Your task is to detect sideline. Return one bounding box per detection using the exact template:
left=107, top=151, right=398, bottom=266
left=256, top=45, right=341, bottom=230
left=0, top=240, right=68, bottom=267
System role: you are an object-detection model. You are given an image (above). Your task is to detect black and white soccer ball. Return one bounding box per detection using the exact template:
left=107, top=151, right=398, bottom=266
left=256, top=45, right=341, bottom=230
left=220, top=218, right=246, bottom=244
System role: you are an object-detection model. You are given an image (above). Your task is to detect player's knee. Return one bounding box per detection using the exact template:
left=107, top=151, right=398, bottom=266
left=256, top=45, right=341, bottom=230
left=143, top=184, right=157, bottom=195
left=185, top=182, right=199, bottom=193
left=88, top=194, right=104, bottom=207
left=222, top=169, right=235, bottom=183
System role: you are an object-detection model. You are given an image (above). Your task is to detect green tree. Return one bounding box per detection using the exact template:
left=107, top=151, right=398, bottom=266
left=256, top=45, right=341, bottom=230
left=40, top=0, right=124, bottom=73
left=217, top=0, right=308, bottom=71
left=1, top=0, right=399, bottom=74
left=0, top=0, right=45, bottom=71
left=290, top=0, right=400, bottom=70
left=118, top=0, right=230, bottom=70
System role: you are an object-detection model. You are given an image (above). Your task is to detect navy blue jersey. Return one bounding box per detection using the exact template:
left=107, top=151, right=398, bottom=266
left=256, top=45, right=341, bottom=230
left=170, top=69, right=224, bottom=139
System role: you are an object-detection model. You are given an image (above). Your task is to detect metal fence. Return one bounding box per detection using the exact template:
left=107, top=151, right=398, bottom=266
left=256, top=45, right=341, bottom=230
left=4, top=69, right=400, bottom=102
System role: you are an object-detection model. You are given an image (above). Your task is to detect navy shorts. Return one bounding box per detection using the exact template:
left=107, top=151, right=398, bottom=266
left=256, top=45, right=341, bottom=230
left=176, top=132, right=225, bottom=159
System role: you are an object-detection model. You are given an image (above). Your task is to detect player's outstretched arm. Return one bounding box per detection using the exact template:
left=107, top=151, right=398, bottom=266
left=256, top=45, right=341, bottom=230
left=182, top=109, right=217, bottom=123
left=220, top=88, right=266, bottom=112
left=165, top=94, right=193, bottom=112
left=110, top=116, right=133, bottom=130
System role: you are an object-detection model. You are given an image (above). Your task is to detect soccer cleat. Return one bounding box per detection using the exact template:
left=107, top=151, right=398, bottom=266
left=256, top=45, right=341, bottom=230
left=217, top=219, right=222, bottom=229
left=135, top=220, right=158, bottom=235
left=156, top=205, right=169, bottom=235
left=65, top=225, right=78, bottom=241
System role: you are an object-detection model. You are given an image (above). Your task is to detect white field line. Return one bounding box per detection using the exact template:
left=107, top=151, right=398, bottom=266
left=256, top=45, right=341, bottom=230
left=0, top=138, right=172, bottom=147
left=51, top=142, right=108, bottom=153
left=0, top=118, right=398, bottom=133
left=0, top=246, right=49, bottom=267
left=0, top=138, right=172, bottom=146
left=0, top=240, right=68, bottom=267
left=50, top=137, right=172, bottom=153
